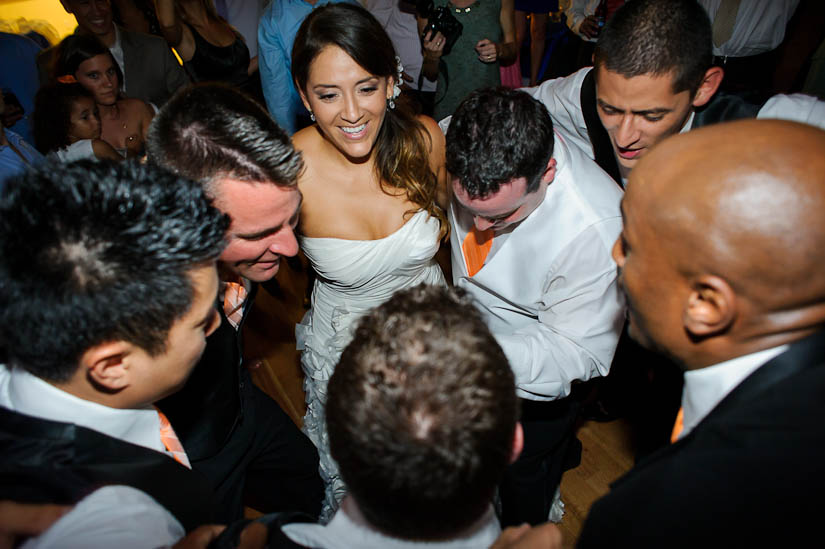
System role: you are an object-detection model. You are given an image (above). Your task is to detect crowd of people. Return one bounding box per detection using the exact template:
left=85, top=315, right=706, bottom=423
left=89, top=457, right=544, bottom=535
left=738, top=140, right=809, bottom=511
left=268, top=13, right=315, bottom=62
left=2, top=0, right=825, bottom=547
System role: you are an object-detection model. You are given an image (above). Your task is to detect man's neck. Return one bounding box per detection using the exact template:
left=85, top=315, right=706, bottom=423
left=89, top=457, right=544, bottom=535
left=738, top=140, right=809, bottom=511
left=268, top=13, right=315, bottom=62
left=79, top=24, right=117, bottom=47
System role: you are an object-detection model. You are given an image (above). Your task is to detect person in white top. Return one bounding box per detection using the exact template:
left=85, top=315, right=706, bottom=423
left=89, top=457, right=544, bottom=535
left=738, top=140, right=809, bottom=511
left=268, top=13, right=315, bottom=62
left=283, top=285, right=519, bottom=548
left=525, top=0, right=825, bottom=187
left=574, top=119, right=825, bottom=546
left=0, top=159, right=227, bottom=545
left=445, top=87, right=623, bottom=527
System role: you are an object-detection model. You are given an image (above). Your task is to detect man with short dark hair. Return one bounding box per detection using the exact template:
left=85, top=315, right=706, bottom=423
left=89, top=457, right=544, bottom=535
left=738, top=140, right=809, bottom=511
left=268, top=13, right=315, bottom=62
left=283, top=284, right=520, bottom=547
left=0, top=159, right=227, bottom=545
left=527, top=0, right=825, bottom=185
left=38, top=0, right=189, bottom=107
left=147, top=83, right=323, bottom=523
left=574, top=119, right=825, bottom=547
left=446, top=87, right=624, bottom=526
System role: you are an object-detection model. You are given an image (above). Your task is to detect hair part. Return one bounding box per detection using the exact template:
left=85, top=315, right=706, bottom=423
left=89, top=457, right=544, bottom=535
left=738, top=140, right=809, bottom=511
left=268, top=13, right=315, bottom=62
left=146, top=83, right=302, bottom=195
left=292, top=3, right=447, bottom=238
left=0, top=159, right=228, bottom=382
left=593, top=0, right=713, bottom=95
left=447, top=87, right=554, bottom=199
left=32, top=82, right=94, bottom=153
left=328, top=284, right=518, bottom=540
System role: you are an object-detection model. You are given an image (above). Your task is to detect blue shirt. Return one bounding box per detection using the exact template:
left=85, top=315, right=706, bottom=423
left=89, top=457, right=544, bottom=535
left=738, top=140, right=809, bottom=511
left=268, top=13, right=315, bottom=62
left=0, top=32, right=43, bottom=143
left=1, top=130, right=44, bottom=192
left=257, top=0, right=357, bottom=135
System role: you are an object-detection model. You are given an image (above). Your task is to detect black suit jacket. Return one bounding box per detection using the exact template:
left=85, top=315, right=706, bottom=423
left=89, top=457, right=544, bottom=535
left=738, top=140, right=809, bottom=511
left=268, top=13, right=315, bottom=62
left=157, top=284, right=257, bottom=461
left=0, top=405, right=218, bottom=532
left=578, top=332, right=825, bottom=547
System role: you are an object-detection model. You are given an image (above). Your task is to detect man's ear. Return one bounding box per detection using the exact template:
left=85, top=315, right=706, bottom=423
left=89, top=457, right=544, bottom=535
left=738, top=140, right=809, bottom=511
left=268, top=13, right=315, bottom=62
left=691, top=66, right=724, bottom=108
left=509, top=422, right=524, bottom=464
left=80, top=341, right=133, bottom=391
left=683, top=275, right=736, bottom=339
left=59, top=0, right=73, bottom=14
left=541, top=158, right=558, bottom=185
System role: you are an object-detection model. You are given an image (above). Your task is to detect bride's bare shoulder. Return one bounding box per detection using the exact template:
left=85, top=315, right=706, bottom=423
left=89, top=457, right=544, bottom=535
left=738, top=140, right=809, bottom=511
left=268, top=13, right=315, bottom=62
left=292, top=125, right=322, bottom=152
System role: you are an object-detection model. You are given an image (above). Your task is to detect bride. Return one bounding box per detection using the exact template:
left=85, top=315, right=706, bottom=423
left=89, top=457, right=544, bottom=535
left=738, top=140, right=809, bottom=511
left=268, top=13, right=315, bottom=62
left=291, top=3, right=449, bottom=520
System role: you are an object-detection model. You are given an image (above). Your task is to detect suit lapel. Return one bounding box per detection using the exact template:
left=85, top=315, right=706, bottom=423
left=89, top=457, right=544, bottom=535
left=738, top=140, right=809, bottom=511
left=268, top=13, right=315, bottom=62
left=611, top=332, right=825, bottom=487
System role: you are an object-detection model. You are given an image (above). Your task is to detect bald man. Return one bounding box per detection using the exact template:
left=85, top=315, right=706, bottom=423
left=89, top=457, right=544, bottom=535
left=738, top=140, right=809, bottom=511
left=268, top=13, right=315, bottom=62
left=574, top=119, right=825, bottom=547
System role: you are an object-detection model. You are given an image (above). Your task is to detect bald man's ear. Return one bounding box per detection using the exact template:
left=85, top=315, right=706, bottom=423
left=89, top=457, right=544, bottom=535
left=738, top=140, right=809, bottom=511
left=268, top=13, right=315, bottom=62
left=683, top=275, right=736, bottom=339
left=81, top=341, right=132, bottom=391
left=510, top=422, right=524, bottom=464
left=691, top=67, right=724, bottom=108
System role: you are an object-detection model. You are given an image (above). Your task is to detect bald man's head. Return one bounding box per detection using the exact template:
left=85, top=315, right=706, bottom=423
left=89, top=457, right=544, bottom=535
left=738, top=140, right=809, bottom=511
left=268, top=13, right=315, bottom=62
left=613, top=120, right=825, bottom=369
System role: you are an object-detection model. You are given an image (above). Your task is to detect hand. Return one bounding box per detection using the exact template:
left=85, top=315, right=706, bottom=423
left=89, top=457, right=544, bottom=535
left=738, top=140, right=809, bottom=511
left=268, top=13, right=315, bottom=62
left=400, top=69, right=414, bottom=91
left=0, top=501, right=72, bottom=549
left=422, top=29, right=446, bottom=59
left=172, top=525, right=226, bottom=549
left=580, top=15, right=601, bottom=39
left=490, top=523, right=563, bottom=549
left=475, top=38, right=498, bottom=63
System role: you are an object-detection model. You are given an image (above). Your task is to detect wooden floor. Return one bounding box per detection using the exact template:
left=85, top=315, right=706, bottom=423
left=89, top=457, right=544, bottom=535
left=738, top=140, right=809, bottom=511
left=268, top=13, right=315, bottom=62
left=242, top=253, right=635, bottom=546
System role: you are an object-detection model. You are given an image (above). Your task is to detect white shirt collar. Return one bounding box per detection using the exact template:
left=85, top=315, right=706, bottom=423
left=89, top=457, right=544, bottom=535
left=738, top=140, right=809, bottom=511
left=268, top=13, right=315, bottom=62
left=109, top=25, right=126, bottom=91
left=284, top=497, right=501, bottom=548
left=0, top=364, right=167, bottom=454
left=679, top=345, right=788, bottom=439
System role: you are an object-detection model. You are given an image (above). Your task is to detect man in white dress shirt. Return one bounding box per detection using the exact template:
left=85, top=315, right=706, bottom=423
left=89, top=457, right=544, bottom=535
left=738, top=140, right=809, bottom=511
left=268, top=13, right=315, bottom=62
left=446, top=87, right=624, bottom=526
left=283, top=285, right=519, bottom=548
left=0, top=159, right=228, bottom=545
left=575, top=119, right=825, bottom=546
left=526, top=0, right=825, bottom=187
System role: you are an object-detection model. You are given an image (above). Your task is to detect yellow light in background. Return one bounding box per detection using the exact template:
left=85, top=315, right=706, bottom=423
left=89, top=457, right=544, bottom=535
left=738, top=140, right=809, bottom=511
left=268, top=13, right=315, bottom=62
left=0, top=0, right=78, bottom=43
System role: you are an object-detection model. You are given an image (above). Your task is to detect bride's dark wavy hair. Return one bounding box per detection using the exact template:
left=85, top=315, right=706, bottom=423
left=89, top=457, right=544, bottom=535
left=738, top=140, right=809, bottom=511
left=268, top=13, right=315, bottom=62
left=292, top=3, right=447, bottom=238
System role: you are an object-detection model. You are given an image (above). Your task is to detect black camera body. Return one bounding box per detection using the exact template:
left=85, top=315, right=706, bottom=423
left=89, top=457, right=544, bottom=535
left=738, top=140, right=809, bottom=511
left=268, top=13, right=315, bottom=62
left=416, top=0, right=463, bottom=55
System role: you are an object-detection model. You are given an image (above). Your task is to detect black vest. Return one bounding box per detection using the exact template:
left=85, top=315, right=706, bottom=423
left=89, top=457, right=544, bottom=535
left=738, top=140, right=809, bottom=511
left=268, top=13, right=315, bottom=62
left=0, top=406, right=218, bottom=532
left=156, top=283, right=258, bottom=461
left=579, top=69, right=765, bottom=186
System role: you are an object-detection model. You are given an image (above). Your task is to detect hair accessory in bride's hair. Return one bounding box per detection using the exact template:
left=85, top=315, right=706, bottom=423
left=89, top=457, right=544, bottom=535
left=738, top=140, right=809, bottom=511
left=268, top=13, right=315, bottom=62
left=57, top=74, right=77, bottom=84
left=389, top=55, right=403, bottom=110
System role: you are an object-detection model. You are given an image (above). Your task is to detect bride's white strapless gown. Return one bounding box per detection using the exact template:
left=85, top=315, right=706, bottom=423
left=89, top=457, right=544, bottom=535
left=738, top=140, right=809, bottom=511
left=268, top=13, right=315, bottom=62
left=295, top=209, right=446, bottom=521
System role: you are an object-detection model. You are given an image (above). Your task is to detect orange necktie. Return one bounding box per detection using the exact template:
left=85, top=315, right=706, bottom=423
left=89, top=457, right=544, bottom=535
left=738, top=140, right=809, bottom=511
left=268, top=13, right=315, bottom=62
left=157, top=410, right=192, bottom=469
left=462, top=227, right=494, bottom=277
left=670, top=407, right=684, bottom=443
left=223, top=280, right=248, bottom=329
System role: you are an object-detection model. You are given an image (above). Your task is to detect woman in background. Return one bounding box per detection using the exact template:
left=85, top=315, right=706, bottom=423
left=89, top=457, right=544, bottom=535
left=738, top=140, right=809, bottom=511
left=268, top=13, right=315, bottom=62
left=33, top=83, right=121, bottom=161
left=154, top=0, right=259, bottom=98
left=419, top=0, right=517, bottom=120
left=291, top=3, right=449, bottom=520
left=54, top=35, right=153, bottom=158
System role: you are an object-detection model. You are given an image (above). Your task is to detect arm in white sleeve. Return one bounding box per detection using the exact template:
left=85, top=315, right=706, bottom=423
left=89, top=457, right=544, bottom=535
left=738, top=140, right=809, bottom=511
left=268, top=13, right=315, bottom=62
left=493, top=224, right=624, bottom=401
left=562, top=0, right=593, bottom=36
left=20, top=485, right=184, bottom=549
left=757, top=93, right=825, bottom=131
left=521, top=67, right=595, bottom=159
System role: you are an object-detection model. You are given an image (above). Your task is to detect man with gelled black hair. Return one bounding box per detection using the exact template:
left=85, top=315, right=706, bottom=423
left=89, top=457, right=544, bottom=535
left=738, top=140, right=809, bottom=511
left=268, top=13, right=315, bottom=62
left=0, top=159, right=227, bottom=544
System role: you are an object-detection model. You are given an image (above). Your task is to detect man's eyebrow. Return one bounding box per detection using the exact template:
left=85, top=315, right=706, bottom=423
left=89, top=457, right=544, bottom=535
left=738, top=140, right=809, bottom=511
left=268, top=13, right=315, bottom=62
left=597, top=99, right=672, bottom=116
